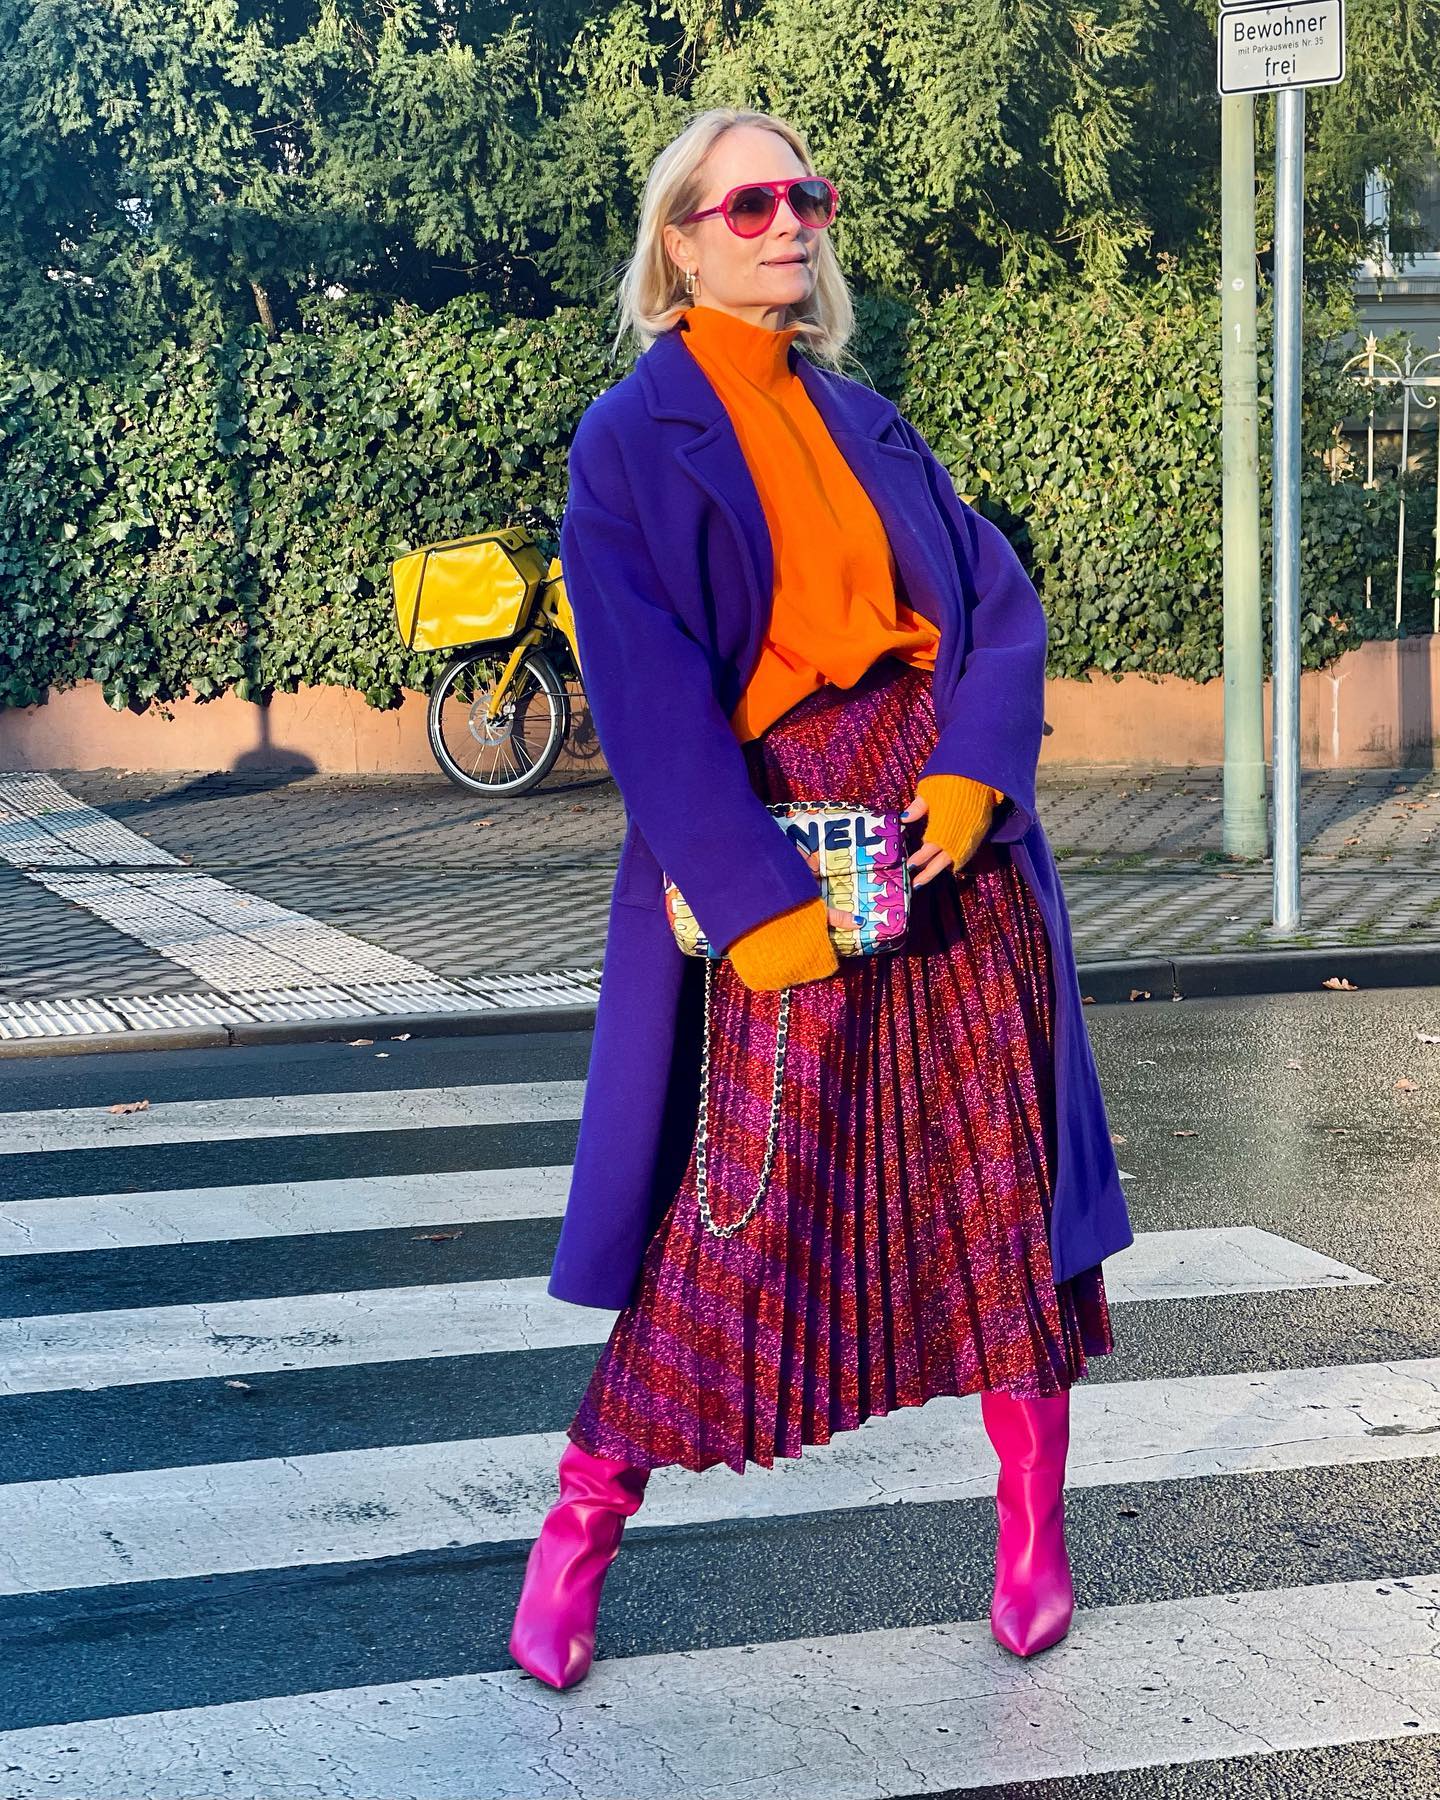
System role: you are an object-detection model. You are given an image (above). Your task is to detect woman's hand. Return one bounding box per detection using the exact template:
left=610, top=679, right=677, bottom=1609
left=900, top=778, right=998, bottom=886
left=899, top=792, right=953, bottom=888
left=801, top=848, right=860, bottom=931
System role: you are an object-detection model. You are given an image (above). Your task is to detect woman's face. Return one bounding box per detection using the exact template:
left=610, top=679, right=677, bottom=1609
left=663, top=124, right=822, bottom=329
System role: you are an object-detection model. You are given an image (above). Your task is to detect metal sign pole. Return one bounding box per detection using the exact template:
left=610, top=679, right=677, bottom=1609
left=1220, top=91, right=1266, bottom=860
left=1270, top=85, right=1305, bottom=931
left=1217, top=0, right=1345, bottom=933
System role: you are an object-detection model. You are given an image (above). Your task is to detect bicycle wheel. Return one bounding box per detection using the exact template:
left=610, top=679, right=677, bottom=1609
left=426, top=646, right=569, bottom=795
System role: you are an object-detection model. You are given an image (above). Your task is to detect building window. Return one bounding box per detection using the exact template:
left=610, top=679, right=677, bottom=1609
left=1361, top=153, right=1440, bottom=277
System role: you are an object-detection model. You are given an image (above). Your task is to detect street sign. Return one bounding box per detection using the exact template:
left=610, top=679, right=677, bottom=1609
left=1217, top=0, right=1345, bottom=95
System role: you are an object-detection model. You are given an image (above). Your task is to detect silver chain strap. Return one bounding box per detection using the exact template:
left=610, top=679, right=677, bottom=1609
left=694, top=952, right=792, bottom=1238
left=687, top=798, right=902, bottom=1238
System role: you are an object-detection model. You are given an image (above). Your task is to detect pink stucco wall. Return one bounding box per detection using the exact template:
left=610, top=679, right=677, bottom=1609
left=0, top=636, right=1434, bottom=774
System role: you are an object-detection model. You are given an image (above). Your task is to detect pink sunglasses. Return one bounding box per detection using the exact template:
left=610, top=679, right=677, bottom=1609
left=681, top=175, right=839, bottom=239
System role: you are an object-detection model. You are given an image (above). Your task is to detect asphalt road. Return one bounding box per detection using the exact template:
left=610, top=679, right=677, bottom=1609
left=1, top=982, right=1439, bottom=1798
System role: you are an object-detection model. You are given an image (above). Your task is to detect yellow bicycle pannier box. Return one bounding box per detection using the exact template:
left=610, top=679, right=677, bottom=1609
left=391, top=527, right=549, bottom=652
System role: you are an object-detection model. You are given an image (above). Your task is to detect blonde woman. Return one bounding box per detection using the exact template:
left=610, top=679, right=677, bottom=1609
left=510, top=107, right=1133, bottom=1690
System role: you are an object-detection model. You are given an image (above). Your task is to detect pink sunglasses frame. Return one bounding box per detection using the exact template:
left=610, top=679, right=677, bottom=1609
left=681, top=175, right=840, bottom=238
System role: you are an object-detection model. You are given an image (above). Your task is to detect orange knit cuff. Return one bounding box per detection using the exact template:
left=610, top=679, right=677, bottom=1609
left=914, top=774, right=1001, bottom=870
left=727, top=894, right=839, bottom=991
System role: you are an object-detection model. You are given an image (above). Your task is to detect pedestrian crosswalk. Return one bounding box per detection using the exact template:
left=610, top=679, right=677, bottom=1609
left=4, top=1571, right=1439, bottom=1796
left=0, top=1225, right=1377, bottom=1393
left=0, top=1049, right=1435, bottom=1798
left=5, top=1355, right=1440, bottom=1596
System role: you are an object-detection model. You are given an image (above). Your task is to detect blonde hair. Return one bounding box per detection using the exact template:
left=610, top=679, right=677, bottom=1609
left=612, top=107, right=855, bottom=369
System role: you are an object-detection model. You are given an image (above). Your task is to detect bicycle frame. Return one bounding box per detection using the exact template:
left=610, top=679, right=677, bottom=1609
left=480, top=558, right=578, bottom=723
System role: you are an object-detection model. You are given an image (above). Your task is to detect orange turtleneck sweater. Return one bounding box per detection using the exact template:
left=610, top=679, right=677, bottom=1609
left=678, top=303, right=1002, bottom=991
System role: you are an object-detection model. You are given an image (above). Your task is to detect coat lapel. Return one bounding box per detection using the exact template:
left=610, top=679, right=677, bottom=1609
left=635, top=323, right=960, bottom=641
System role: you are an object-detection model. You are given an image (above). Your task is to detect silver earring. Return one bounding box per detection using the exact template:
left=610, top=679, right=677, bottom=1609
left=684, top=267, right=699, bottom=297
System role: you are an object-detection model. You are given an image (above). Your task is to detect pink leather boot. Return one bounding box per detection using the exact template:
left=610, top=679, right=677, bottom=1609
left=508, top=1438, right=652, bottom=1689
left=979, top=1387, right=1075, bottom=1656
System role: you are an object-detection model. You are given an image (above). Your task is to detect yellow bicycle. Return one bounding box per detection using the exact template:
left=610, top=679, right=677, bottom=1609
left=391, top=527, right=581, bottom=796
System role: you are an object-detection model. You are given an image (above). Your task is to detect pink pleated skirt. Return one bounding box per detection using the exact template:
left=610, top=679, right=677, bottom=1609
left=568, top=653, right=1114, bottom=1476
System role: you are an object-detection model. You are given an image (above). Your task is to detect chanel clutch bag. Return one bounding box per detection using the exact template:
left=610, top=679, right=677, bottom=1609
left=661, top=801, right=913, bottom=1240
left=661, top=800, right=912, bottom=961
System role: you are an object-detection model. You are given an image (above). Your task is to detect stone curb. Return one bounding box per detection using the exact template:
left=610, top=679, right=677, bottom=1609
left=0, top=942, right=1435, bottom=1060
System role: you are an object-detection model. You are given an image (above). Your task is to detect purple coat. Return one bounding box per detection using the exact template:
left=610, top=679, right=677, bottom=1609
left=549, top=320, right=1134, bottom=1310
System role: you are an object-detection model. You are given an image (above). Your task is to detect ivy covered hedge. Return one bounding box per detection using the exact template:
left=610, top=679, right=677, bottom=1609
left=0, top=267, right=1430, bottom=714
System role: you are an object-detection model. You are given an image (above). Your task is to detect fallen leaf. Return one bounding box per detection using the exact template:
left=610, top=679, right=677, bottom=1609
left=1417, top=1033, right=1440, bottom=1045
left=1173, top=1128, right=1198, bottom=1137
left=1081, top=993, right=1095, bottom=1004
left=1286, top=1058, right=1304, bottom=1070
left=224, top=1379, right=253, bottom=1392
left=1321, top=976, right=1359, bottom=990
left=375, top=1052, right=390, bottom=1059
left=347, top=1038, right=374, bottom=1047
left=413, top=1231, right=461, bottom=1243
left=1129, top=988, right=1151, bottom=1002
left=1396, top=1077, right=1418, bottom=1091
left=1111, top=1132, right=1128, bottom=1145
left=107, top=1099, right=150, bottom=1115
left=391, top=1033, right=412, bottom=1042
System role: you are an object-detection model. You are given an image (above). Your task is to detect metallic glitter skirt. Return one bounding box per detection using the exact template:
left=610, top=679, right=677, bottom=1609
left=568, top=654, right=1114, bottom=1475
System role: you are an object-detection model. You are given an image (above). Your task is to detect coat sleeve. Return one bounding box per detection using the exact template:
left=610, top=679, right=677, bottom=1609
left=895, top=417, right=1048, bottom=845
left=559, top=402, right=821, bottom=952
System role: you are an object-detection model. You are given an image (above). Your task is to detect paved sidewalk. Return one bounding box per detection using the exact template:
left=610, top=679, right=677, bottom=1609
left=0, top=764, right=1437, bottom=1049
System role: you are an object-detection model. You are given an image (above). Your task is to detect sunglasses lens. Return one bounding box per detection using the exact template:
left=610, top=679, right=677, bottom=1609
left=789, top=179, right=835, bottom=227
left=724, top=186, right=778, bottom=235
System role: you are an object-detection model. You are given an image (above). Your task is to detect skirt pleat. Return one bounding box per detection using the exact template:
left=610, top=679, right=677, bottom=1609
left=568, top=654, right=1114, bottom=1475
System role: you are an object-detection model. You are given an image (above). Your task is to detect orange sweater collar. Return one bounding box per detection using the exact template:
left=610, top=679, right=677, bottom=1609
left=679, top=303, right=802, bottom=389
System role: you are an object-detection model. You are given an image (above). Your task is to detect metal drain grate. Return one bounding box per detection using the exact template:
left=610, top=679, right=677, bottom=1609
left=0, top=996, right=131, bottom=1040
left=0, top=968, right=608, bottom=1041
left=462, top=968, right=604, bottom=1007
left=222, top=983, right=462, bottom=1023
left=105, top=993, right=258, bottom=1032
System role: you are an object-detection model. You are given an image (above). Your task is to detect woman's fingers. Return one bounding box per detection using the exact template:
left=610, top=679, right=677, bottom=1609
left=908, top=841, right=953, bottom=888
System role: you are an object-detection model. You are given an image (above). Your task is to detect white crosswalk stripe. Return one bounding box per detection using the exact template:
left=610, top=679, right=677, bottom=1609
left=1, top=1355, right=1436, bottom=1595
left=3, top=1571, right=1439, bottom=1797
left=0, top=1226, right=1377, bottom=1395
left=0, top=1168, right=574, bottom=1253
left=0, top=1070, right=1418, bottom=1797
left=0, top=1081, right=587, bottom=1154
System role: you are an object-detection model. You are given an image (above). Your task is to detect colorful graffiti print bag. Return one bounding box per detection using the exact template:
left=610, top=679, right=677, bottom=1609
left=661, top=802, right=912, bottom=1240
left=662, top=801, right=912, bottom=961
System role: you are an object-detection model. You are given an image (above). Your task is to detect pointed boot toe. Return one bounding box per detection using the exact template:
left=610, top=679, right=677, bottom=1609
left=990, top=1556, right=1075, bottom=1657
